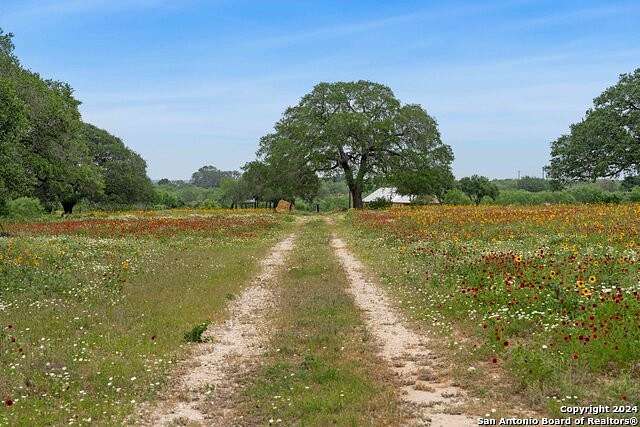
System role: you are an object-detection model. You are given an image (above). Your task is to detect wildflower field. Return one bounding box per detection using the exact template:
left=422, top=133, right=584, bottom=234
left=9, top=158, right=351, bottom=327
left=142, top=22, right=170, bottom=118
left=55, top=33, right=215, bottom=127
left=342, top=204, right=640, bottom=413
left=0, top=210, right=291, bottom=425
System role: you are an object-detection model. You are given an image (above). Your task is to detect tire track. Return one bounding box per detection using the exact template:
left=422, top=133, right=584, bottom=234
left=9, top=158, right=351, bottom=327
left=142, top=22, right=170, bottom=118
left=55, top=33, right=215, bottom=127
left=137, top=234, right=296, bottom=426
left=330, top=234, right=476, bottom=427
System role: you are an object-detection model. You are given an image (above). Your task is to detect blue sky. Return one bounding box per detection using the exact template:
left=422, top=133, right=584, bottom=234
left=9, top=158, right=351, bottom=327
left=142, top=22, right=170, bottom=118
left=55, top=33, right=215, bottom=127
left=1, top=1, right=639, bottom=180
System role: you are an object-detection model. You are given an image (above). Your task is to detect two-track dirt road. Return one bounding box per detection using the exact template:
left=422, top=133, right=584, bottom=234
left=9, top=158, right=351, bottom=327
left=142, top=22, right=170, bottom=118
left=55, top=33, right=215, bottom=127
left=136, top=219, right=477, bottom=426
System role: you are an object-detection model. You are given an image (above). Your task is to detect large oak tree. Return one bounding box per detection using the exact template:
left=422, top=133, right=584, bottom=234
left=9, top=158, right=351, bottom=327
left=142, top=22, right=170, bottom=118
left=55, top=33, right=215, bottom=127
left=1, top=28, right=103, bottom=213
left=258, top=81, right=453, bottom=208
left=548, top=69, right=640, bottom=182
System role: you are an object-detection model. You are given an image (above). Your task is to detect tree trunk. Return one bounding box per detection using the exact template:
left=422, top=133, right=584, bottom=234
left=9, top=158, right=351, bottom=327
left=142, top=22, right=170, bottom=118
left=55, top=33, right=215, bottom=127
left=351, top=189, right=363, bottom=209
left=62, top=200, right=75, bottom=215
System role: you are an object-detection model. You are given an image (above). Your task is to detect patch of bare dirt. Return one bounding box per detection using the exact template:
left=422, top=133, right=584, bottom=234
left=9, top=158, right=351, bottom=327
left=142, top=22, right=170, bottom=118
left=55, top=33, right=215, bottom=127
left=135, top=234, right=296, bottom=426
left=330, top=235, right=476, bottom=427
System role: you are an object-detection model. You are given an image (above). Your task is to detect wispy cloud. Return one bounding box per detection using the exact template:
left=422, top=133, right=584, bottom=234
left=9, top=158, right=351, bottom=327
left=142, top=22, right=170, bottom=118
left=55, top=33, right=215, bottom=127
left=244, top=1, right=522, bottom=49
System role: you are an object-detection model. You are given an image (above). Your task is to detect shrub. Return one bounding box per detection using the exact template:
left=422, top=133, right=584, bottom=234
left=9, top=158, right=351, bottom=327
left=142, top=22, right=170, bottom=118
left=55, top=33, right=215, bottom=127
left=622, top=176, right=640, bottom=191
left=442, top=188, right=472, bottom=205
left=154, top=189, right=183, bottom=208
left=539, top=191, right=576, bottom=204
left=410, top=195, right=437, bottom=205
left=494, top=190, right=537, bottom=205
left=184, top=322, right=209, bottom=343
left=569, top=185, right=605, bottom=203
left=198, top=198, right=221, bottom=209
left=458, top=175, right=499, bottom=205
left=294, top=199, right=310, bottom=211
left=494, top=190, right=575, bottom=205
left=628, top=187, right=640, bottom=202
left=367, top=197, right=392, bottom=209
left=517, top=176, right=550, bottom=192
left=601, top=192, right=626, bottom=204
left=317, top=194, right=349, bottom=211
left=6, top=197, right=45, bottom=219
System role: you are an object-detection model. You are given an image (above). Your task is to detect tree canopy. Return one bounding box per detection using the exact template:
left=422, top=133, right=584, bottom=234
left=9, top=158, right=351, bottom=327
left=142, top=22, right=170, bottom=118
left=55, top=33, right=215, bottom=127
left=257, top=81, right=453, bottom=208
left=517, top=176, right=550, bottom=192
left=83, top=123, right=155, bottom=205
left=0, top=28, right=154, bottom=213
left=547, top=68, right=640, bottom=182
left=458, top=175, right=499, bottom=205
left=0, top=77, right=30, bottom=212
left=191, top=165, right=240, bottom=188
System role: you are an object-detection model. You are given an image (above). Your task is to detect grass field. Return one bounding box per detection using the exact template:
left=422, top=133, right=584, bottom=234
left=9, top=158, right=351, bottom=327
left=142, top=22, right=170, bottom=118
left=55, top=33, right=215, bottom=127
left=0, top=210, right=292, bottom=425
left=341, top=204, right=640, bottom=415
left=3, top=205, right=639, bottom=424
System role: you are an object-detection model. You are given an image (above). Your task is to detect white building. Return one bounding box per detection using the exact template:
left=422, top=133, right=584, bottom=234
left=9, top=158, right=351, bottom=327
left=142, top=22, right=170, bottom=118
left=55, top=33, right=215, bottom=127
left=362, top=187, right=413, bottom=204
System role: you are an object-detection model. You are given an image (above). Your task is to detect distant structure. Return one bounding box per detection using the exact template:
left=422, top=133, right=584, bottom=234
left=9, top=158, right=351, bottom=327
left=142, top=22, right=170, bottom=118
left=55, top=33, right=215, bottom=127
left=363, top=187, right=413, bottom=205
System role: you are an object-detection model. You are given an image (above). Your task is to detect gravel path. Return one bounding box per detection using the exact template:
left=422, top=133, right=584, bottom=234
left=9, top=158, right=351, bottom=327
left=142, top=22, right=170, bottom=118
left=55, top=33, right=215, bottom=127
left=330, top=235, right=476, bottom=427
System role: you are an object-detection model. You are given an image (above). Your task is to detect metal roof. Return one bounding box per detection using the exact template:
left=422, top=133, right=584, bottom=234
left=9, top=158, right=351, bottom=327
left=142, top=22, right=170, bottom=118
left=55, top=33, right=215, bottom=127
left=362, top=187, right=413, bottom=204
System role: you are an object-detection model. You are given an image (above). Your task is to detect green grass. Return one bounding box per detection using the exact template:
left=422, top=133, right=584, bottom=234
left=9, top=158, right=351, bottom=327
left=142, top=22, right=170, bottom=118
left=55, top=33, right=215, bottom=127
left=241, top=219, right=402, bottom=426
left=0, top=212, right=291, bottom=425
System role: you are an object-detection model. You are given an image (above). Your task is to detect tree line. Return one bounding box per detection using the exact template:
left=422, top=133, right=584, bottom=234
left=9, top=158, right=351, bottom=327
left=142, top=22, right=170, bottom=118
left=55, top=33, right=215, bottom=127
left=2, top=24, right=639, bottom=215
left=218, top=69, right=640, bottom=209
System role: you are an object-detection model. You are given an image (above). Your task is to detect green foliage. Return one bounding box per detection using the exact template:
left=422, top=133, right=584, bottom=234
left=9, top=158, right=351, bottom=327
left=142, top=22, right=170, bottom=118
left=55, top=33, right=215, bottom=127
left=548, top=68, right=640, bottom=182
left=83, top=123, right=154, bottom=205
left=492, top=179, right=519, bottom=190
left=317, top=195, right=348, bottom=211
left=568, top=184, right=606, bottom=203
left=410, top=195, right=437, bottom=205
left=390, top=165, right=454, bottom=198
left=458, top=175, right=499, bottom=205
left=367, top=197, right=392, bottom=209
left=252, top=134, right=321, bottom=204
left=0, top=28, right=105, bottom=213
left=0, top=29, right=155, bottom=214
left=0, top=78, right=31, bottom=209
left=621, top=176, right=640, bottom=191
left=517, top=176, right=550, bottom=192
left=152, top=181, right=225, bottom=209
left=6, top=197, right=44, bottom=219
left=0, top=211, right=288, bottom=424
left=191, top=165, right=239, bottom=188
left=218, top=177, right=250, bottom=208
left=477, top=186, right=640, bottom=206
left=628, top=187, right=640, bottom=202
left=257, top=81, right=453, bottom=208
left=183, top=322, right=209, bottom=343
left=197, top=198, right=221, bottom=209
left=314, top=179, right=349, bottom=211
left=493, top=190, right=575, bottom=205
left=442, top=188, right=472, bottom=205
left=153, top=188, right=183, bottom=209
